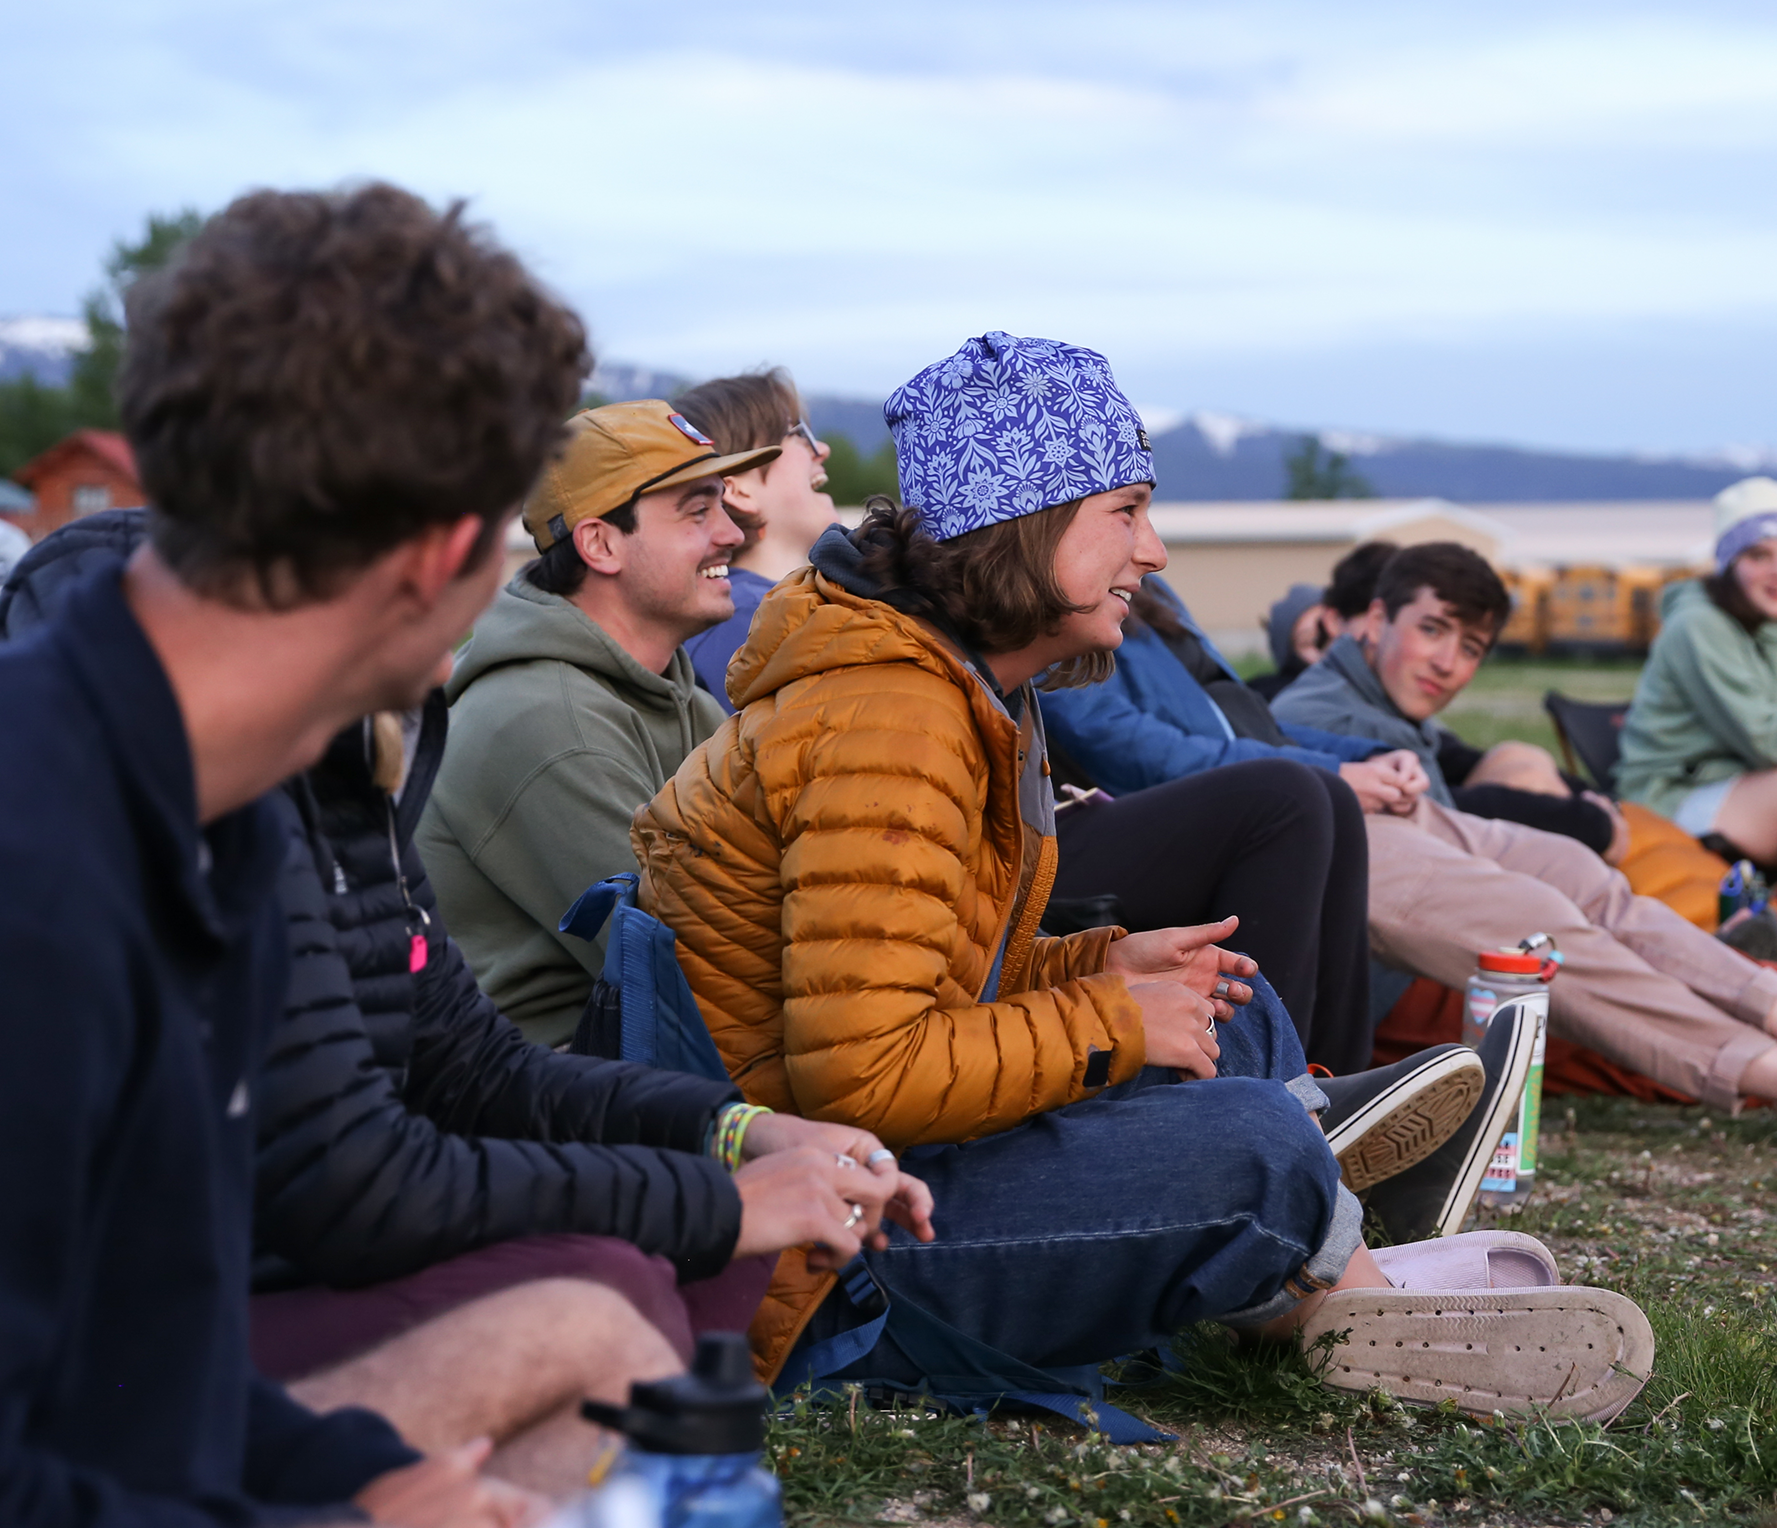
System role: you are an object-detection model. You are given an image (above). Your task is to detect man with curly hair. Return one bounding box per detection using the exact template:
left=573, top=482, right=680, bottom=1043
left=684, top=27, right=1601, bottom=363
left=0, top=182, right=588, bottom=1526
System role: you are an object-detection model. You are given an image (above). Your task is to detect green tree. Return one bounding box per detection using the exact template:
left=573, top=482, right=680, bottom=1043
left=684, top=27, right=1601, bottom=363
left=822, top=432, right=899, bottom=507
left=0, top=376, right=86, bottom=482
left=66, top=208, right=207, bottom=427
left=1, top=209, right=208, bottom=480
left=1282, top=435, right=1375, bottom=500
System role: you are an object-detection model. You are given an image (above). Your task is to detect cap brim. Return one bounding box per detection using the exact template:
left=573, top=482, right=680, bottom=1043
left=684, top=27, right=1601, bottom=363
left=643, top=443, right=782, bottom=499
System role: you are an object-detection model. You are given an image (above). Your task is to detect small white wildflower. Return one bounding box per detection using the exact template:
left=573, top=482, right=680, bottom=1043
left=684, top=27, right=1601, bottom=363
left=1043, top=1508, right=1070, bottom=1526
left=1025, top=1485, right=1042, bottom=1500
left=1361, top=1499, right=1388, bottom=1522
left=1707, top=1417, right=1726, bottom=1432
left=966, top=1491, right=991, bottom=1515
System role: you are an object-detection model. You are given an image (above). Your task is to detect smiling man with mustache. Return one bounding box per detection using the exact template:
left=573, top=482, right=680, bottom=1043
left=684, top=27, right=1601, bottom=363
left=419, top=401, right=781, bottom=1046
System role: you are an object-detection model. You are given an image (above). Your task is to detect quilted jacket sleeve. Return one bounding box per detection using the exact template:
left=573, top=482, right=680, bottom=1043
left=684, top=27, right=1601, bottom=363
left=640, top=663, right=1146, bottom=1150
left=254, top=799, right=744, bottom=1287
left=1023, top=926, right=1123, bottom=989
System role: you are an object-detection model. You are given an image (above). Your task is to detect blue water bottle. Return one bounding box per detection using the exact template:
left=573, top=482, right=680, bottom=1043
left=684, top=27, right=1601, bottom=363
left=580, top=1333, right=781, bottom=1528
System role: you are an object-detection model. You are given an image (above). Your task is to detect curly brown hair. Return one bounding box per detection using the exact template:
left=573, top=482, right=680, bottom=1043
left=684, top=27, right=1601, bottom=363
left=852, top=498, right=1112, bottom=689
left=119, top=183, right=589, bottom=606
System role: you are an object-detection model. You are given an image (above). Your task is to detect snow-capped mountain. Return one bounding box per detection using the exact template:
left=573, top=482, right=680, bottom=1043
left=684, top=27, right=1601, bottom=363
left=0, top=316, right=85, bottom=386
left=1139, top=410, right=1768, bottom=502
left=6, top=323, right=1768, bottom=501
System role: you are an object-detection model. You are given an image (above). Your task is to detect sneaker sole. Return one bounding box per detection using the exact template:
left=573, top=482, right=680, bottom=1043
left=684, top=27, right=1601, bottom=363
left=1303, top=1286, right=1654, bottom=1422
left=1324, top=1050, right=1484, bottom=1194
left=1427, top=1000, right=1540, bottom=1238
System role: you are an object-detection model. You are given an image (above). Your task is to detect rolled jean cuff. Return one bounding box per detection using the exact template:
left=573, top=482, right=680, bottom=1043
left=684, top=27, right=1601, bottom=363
left=1221, top=1184, right=1364, bottom=1328
left=1287, top=1073, right=1330, bottom=1114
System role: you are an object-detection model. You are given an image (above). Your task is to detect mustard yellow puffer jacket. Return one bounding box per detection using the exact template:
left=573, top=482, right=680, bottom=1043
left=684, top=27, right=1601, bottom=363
left=632, top=563, right=1147, bottom=1378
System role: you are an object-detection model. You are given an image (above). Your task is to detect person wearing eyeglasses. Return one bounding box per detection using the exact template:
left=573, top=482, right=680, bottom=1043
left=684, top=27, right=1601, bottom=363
left=674, top=369, right=841, bottom=712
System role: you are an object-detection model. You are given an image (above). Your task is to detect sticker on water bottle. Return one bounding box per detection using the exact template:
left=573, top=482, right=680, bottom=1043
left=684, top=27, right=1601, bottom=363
left=1481, top=1132, right=1520, bottom=1193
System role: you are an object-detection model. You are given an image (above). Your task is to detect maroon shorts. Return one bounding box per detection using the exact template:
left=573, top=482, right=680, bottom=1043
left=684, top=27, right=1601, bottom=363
left=251, top=1234, right=775, bottom=1382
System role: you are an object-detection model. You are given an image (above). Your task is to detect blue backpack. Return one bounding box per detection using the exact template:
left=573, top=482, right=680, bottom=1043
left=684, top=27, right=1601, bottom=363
left=559, top=873, right=1170, bottom=1444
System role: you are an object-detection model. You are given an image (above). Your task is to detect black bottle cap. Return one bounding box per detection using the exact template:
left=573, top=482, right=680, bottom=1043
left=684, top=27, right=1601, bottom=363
left=580, top=1332, right=767, bottom=1455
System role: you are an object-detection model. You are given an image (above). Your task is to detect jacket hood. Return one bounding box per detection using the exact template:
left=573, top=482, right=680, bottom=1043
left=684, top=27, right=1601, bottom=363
left=1659, top=577, right=1708, bottom=622
left=447, top=576, right=700, bottom=710
left=1319, top=634, right=1436, bottom=736
left=727, top=523, right=973, bottom=710
left=0, top=506, right=149, bottom=640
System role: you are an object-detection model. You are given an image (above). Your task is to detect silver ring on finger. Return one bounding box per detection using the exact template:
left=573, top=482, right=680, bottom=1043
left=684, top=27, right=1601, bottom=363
left=842, top=1202, right=864, bottom=1231
left=1213, top=978, right=1230, bottom=999
left=1205, top=1017, right=1217, bottom=1038
left=835, top=1153, right=858, bottom=1169
left=866, top=1148, right=896, bottom=1168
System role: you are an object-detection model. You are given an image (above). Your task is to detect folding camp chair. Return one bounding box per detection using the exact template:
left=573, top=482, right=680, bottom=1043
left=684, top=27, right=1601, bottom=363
left=1542, top=692, right=1630, bottom=792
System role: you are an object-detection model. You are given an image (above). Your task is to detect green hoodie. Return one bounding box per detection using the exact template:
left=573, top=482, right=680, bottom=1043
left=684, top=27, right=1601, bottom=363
left=418, top=577, right=726, bottom=1046
left=1617, top=578, right=1777, bottom=818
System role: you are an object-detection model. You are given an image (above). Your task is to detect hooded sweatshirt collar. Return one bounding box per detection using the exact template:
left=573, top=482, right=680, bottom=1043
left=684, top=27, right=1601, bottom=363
left=1316, top=634, right=1452, bottom=801
left=447, top=577, right=703, bottom=713
left=50, top=562, right=283, bottom=948
left=808, top=522, right=1022, bottom=718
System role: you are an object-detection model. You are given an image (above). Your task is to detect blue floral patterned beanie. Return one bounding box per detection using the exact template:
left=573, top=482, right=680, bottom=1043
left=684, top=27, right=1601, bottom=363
left=884, top=331, right=1155, bottom=542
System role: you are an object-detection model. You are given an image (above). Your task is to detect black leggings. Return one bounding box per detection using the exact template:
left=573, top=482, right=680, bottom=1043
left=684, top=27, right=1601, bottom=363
left=1052, top=758, right=1374, bottom=1075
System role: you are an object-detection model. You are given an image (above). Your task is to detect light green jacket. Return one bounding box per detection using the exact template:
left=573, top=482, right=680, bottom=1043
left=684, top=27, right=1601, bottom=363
left=1617, top=579, right=1777, bottom=818
left=417, top=577, right=726, bottom=1047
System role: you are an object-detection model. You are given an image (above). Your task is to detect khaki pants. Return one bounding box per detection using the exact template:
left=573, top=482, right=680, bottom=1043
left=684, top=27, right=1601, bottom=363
left=1367, top=799, right=1777, bottom=1110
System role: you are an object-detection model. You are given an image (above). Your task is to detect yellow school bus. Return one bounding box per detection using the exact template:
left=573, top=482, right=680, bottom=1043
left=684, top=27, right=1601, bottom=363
left=1497, top=565, right=1674, bottom=654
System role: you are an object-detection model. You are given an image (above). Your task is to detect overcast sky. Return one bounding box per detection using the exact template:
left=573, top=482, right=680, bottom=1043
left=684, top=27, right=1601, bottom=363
left=6, top=0, right=1776, bottom=455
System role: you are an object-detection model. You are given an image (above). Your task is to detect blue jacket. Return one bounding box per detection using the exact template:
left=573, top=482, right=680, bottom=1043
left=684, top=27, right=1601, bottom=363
left=0, top=565, right=414, bottom=1526
left=1039, top=584, right=1382, bottom=797
left=683, top=566, right=774, bottom=713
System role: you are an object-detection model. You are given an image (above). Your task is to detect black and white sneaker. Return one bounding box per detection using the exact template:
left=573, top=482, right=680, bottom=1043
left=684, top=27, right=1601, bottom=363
left=1364, top=996, right=1540, bottom=1242
left=1319, top=1044, right=1485, bottom=1193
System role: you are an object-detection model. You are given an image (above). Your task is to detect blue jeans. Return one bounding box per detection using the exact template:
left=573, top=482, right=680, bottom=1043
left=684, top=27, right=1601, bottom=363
left=786, top=974, right=1363, bottom=1388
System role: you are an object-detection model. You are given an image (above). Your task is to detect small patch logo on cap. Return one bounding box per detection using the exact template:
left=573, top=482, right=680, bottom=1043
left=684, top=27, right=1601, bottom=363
left=1136, top=427, right=1151, bottom=451
left=668, top=413, right=714, bottom=446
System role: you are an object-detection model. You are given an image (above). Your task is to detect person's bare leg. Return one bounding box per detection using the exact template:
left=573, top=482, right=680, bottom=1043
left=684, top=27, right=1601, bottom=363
left=1709, top=769, right=1777, bottom=864
left=487, top=1404, right=625, bottom=1501
left=1740, top=1047, right=1777, bottom=1099
left=290, top=1278, right=681, bottom=1495
left=1251, top=1245, right=1390, bottom=1342
left=1465, top=740, right=1569, bottom=797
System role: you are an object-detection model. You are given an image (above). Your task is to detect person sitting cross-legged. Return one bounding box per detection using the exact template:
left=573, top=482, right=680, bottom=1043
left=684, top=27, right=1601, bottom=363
left=669, top=373, right=1390, bottom=1082
left=633, top=330, right=1654, bottom=1425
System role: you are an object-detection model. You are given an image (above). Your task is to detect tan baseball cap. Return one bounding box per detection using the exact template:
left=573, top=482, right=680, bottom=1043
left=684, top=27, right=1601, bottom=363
left=523, top=399, right=782, bottom=552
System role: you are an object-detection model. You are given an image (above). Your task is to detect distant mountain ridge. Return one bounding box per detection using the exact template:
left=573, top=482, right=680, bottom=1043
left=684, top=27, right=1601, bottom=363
left=1140, top=410, right=1770, bottom=504
left=7, top=334, right=1769, bottom=502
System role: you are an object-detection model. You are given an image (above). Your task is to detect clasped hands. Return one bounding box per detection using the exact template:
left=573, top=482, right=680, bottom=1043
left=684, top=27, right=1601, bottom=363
left=1104, top=915, right=1256, bottom=1080
left=1338, top=748, right=1430, bottom=816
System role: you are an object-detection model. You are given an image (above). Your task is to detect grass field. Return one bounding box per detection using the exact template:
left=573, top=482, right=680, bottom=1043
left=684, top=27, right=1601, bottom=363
left=767, top=658, right=1777, bottom=1528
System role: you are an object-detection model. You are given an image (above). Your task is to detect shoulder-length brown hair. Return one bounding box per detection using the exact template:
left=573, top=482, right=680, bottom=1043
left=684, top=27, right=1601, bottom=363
left=1704, top=568, right=1769, bottom=635
left=851, top=497, right=1112, bottom=690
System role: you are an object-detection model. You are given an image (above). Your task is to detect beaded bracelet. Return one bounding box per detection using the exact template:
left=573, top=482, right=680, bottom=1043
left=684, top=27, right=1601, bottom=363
left=711, top=1102, right=773, bottom=1174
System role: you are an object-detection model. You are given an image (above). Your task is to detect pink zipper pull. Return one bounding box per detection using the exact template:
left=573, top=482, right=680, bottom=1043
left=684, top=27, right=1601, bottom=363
left=410, top=933, right=428, bottom=973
